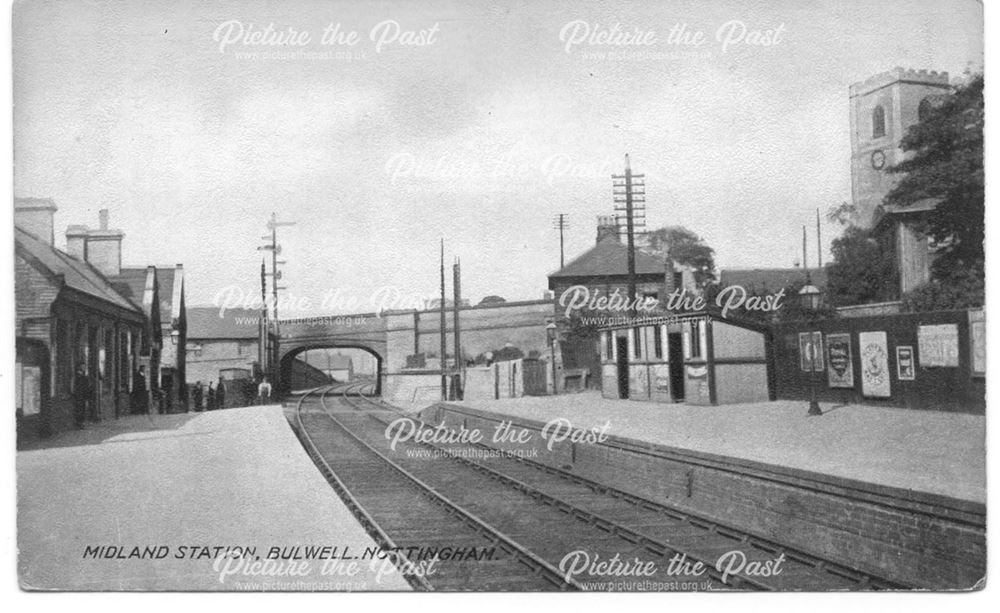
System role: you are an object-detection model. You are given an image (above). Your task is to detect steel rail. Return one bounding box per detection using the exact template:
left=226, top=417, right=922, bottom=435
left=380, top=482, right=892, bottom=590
left=312, top=384, right=581, bottom=591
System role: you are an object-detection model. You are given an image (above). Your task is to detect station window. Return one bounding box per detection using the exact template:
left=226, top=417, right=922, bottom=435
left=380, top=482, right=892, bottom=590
left=633, top=328, right=642, bottom=358
left=653, top=325, right=663, bottom=359
left=689, top=321, right=703, bottom=359
left=605, top=332, right=614, bottom=360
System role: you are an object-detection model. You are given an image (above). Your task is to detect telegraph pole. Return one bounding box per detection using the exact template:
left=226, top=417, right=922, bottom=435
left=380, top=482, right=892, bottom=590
left=552, top=214, right=570, bottom=269
left=259, top=259, right=268, bottom=374
left=612, top=154, right=646, bottom=314
left=802, top=225, right=808, bottom=271
left=816, top=208, right=823, bottom=268
left=439, top=239, right=447, bottom=400
left=258, top=212, right=296, bottom=381
left=453, top=256, right=462, bottom=400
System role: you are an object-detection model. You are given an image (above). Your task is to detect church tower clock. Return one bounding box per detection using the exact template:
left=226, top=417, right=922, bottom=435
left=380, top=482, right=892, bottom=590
left=849, top=67, right=951, bottom=228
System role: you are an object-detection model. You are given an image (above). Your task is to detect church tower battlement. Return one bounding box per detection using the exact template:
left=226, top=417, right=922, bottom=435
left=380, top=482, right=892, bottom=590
left=849, top=67, right=952, bottom=228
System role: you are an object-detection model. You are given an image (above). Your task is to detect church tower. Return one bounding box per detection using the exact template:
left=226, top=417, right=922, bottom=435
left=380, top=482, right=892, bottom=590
left=849, top=67, right=951, bottom=228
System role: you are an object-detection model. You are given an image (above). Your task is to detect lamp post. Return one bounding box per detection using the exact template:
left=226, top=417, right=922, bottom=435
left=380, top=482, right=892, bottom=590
left=798, top=281, right=823, bottom=417
left=546, top=322, right=558, bottom=395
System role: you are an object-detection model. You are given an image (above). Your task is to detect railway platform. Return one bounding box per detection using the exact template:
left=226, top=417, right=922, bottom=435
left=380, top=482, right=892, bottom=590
left=446, top=392, right=985, bottom=504
left=424, top=393, right=986, bottom=588
left=17, top=405, right=411, bottom=591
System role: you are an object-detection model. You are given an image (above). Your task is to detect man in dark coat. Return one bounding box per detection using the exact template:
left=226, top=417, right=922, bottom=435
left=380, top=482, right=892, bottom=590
left=133, top=367, right=148, bottom=414
left=72, top=364, right=91, bottom=428
left=216, top=378, right=226, bottom=410
left=192, top=382, right=203, bottom=412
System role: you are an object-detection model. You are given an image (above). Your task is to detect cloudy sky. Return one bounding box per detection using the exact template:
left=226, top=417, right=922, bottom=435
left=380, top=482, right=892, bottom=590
left=13, top=0, right=982, bottom=314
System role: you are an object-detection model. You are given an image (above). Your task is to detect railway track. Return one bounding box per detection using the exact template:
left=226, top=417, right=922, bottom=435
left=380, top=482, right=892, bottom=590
left=293, top=382, right=910, bottom=591
left=293, top=384, right=574, bottom=591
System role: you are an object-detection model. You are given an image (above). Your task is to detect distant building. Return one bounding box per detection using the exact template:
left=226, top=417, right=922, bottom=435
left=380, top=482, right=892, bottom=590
left=849, top=67, right=953, bottom=295
left=547, top=216, right=693, bottom=311
left=110, top=264, right=186, bottom=410
left=15, top=199, right=149, bottom=438
left=298, top=350, right=354, bottom=381
left=186, top=307, right=261, bottom=384
left=716, top=268, right=827, bottom=294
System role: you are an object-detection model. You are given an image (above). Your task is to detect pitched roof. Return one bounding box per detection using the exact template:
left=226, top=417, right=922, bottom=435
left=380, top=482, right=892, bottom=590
left=549, top=237, right=667, bottom=278
left=15, top=227, right=140, bottom=312
left=187, top=306, right=260, bottom=339
left=116, top=267, right=181, bottom=325
left=110, top=267, right=152, bottom=311
left=717, top=267, right=828, bottom=292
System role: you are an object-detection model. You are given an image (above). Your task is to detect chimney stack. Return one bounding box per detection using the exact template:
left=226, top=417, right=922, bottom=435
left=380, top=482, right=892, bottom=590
left=596, top=215, right=620, bottom=243
left=65, top=225, right=89, bottom=260
left=65, top=209, right=125, bottom=277
left=14, top=197, right=58, bottom=245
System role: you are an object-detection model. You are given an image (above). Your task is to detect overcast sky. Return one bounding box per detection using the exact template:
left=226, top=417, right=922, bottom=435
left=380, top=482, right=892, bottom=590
left=13, top=0, right=983, bottom=315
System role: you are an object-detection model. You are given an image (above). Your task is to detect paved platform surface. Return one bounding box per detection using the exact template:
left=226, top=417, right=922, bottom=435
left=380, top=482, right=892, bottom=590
left=17, top=406, right=410, bottom=591
left=455, top=393, right=985, bottom=504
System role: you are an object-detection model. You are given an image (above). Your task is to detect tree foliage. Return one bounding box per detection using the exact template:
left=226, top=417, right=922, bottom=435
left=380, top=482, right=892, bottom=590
left=885, top=73, right=984, bottom=287
left=825, top=224, right=899, bottom=306
left=643, top=226, right=716, bottom=288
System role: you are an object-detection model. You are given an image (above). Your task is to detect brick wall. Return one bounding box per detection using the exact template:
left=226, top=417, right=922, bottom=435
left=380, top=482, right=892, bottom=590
left=423, top=403, right=986, bottom=589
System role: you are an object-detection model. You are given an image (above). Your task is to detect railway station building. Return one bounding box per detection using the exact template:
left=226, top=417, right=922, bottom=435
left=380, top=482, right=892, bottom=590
left=599, top=312, right=771, bottom=405
left=15, top=199, right=150, bottom=440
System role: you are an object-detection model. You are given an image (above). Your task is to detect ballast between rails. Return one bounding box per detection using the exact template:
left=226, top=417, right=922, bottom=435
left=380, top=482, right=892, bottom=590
left=309, top=383, right=582, bottom=591
left=291, top=387, right=434, bottom=591
left=342, top=383, right=910, bottom=591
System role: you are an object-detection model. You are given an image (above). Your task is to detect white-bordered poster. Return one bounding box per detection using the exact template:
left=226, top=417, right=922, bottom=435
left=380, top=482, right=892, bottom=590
left=826, top=333, right=854, bottom=388
left=896, top=346, right=916, bottom=381
left=859, top=331, right=891, bottom=398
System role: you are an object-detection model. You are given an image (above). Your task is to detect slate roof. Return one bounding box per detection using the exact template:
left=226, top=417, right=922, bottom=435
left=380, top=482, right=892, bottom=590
left=115, top=267, right=179, bottom=324
left=717, top=267, right=828, bottom=292
left=549, top=236, right=667, bottom=278
left=15, top=227, right=139, bottom=312
left=187, top=306, right=261, bottom=340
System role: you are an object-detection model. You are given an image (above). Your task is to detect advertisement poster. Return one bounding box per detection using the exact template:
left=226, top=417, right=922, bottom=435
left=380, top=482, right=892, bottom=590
left=917, top=323, right=960, bottom=367
left=859, top=331, right=891, bottom=398
left=897, top=346, right=916, bottom=381
left=969, top=310, right=986, bottom=376
left=826, top=333, right=854, bottom=388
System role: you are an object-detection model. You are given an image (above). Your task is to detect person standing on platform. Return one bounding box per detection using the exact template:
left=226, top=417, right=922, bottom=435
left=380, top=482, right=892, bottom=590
left=72, top=364, right=91, bottom=428
left=133, top=366, right=147, bottom=414
left=257, top=377, right=272, bottom=405
left=192, top=381, right=203, bottom=412
left=216, top=377, right=226, bottom=410
left=206, top=382, right=215, bottom=411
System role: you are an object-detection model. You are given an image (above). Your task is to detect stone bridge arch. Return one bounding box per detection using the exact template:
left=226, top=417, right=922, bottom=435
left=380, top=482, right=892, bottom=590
left=276, top=313, right=388, bottom=395
left=277, top=340, right=385, bottom=395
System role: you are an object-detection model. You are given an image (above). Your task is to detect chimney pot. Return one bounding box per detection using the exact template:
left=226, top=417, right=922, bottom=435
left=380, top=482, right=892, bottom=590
left=99, top=209, right=109, bottom=230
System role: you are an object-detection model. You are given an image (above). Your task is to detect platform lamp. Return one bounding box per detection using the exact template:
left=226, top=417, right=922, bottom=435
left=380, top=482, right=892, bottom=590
left=546, top=321, right=558, bottom=395
left=798, top=278, right=824, bottom=417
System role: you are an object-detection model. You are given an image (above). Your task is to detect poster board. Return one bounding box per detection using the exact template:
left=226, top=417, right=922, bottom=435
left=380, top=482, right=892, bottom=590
left=859, top=331, right=891, bottom=398
left=798, top=331, right=824, bottom=372
left=826, top=333, right=854, bottom=388
left=969, top=310, right=985, bottom=376
left=896, top=346, right=915, bottom=380
left=918, top=323, right=959, bottom=367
